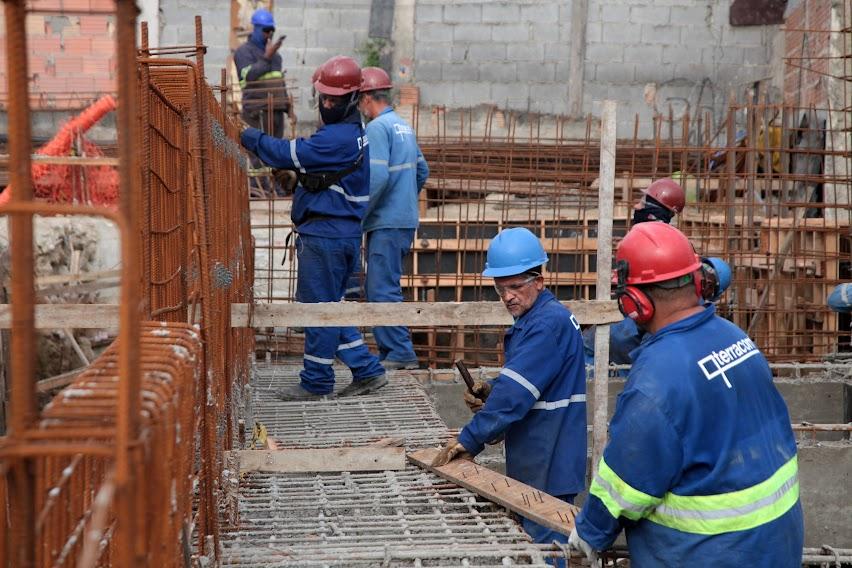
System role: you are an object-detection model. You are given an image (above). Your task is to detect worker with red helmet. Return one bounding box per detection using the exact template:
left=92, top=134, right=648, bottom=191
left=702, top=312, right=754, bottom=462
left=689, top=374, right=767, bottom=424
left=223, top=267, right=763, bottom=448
left=569, top=222, right=803, bottom=566
left=585, top=177, right=725, bottom=367
left=632, top=177, right=686, bottom=225
left=241, top=55, right=386, bottom=400
left=357, top=67, right=429, bottom=370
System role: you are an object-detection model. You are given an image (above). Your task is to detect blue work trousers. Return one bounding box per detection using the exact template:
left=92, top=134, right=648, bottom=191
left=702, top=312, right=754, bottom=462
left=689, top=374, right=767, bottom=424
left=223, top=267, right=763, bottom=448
left=522, top=494, right=575, bottom=568
left=365, top=228, right=418, bottom=363
left=296, top=234, right=385, bottom=394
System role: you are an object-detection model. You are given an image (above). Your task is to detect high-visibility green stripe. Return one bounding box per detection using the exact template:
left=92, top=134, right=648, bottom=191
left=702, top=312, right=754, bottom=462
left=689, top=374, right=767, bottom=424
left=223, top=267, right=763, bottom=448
left=239, top=65, right=251, bottom=89
left=257, top=71, right=283, bottom=81
left=648, top=456, right=799, bottom=535
left=591, top=455, right=800, bottom=535
left=590, top=458, right=661, bottom=521
left=662, top=456, right=798, bottom=512
left=649, top=478, right=798, bottom=535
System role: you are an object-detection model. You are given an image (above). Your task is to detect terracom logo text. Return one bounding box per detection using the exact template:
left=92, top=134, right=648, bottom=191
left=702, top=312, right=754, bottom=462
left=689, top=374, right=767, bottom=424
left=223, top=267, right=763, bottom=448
left=696, top=337, right=760, bottom=388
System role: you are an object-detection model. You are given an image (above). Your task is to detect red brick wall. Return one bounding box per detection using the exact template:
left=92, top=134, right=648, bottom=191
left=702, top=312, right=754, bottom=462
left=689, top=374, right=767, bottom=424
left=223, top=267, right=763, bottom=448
left=784, top=0, right=832, bottom=108
left=0, top=0, right=116, bottom=110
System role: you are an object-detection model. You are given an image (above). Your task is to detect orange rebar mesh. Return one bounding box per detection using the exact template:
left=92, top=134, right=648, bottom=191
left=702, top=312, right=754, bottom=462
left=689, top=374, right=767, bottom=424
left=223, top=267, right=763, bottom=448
left=0, top=17, right=253, bottom=567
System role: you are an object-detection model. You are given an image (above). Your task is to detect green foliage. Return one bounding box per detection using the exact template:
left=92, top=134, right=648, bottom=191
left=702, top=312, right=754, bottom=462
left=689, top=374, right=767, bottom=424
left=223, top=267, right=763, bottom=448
left=356, top=38, right=387, bottom=68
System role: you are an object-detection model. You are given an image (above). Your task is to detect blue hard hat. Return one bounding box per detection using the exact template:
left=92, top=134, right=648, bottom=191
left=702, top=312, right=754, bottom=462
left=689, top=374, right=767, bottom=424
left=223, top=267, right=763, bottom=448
left=483, top=228, right=548, bottom=278
left=702, top=257, right=732, bottom=301
left=251, top=8, right=275, bottom=28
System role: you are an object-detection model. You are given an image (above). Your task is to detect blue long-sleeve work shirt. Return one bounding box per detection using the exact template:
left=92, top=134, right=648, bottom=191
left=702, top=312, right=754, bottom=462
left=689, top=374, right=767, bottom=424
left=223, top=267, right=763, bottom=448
left=458, top=289, right=587, bottom=496
left=241, top=114, right=369, bottom=238
left=576, top=306, right=803, bottom=567
left=362, top=107, right=429, bottom=232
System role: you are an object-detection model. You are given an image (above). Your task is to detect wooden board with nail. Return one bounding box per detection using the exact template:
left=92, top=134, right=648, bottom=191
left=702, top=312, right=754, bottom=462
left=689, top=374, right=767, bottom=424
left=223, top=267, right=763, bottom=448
left=407, top=448, right=579, bottom=536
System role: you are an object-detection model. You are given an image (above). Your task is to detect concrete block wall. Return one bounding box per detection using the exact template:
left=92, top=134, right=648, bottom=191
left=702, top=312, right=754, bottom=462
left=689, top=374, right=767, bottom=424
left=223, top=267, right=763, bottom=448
left=585, top=0, right=777, bottom=136
left=159, top=0, right=371, bottom=130
left=414, top=0, right=572, bottom=115
left=413, top=0, right=779, bottom=137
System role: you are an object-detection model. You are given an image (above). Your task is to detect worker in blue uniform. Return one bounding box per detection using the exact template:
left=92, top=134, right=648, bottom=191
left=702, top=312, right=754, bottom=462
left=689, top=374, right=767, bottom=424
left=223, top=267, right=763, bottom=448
left=431, top=228, right=587, bottom=565
left=358, top=67, right=430, bottom=370
left=583, top=178, right=688, bottom=367
left=240, top=55, right=386, bottom=400
left=584, top=255, right=733, bottom=367
left=570, top=222, right=803, bottom=566
left=233, top=8, right=290, bottom=138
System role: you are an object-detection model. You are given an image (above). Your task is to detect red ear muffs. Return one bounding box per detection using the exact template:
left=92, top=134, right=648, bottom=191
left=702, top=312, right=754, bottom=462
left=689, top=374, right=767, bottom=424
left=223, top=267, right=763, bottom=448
left=618, top=286, right=655, bottom=324
left=613, top=259, right=656, bottom=324
left=694, top=268, right=706, bottom=300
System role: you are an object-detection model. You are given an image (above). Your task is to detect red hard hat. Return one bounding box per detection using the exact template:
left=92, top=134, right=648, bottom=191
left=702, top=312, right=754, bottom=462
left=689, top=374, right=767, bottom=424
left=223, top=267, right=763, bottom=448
left=644, top=178, right=685, bottom=213
left=311, top=63, right=324, bottom=85
left=360, top=66, right=392, bottom=93
left=315, top=55, right=361, bottom=96
left=615, top=222, right=701, bottom=285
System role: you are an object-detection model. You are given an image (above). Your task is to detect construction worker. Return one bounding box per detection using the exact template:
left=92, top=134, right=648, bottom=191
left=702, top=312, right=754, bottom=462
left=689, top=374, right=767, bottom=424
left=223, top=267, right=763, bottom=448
left=431, top=228, right=586, bottom=563
left=234, top=8, right=290, bottom=139
left=240, top=55, right=387, bottom=400
left=570, top=222, right=803, bottom=566
left=631, top=177, right=685, bottom=224
left=584, top=177, right=689, bottom=366
left=358, top=67, right=430, bottom=370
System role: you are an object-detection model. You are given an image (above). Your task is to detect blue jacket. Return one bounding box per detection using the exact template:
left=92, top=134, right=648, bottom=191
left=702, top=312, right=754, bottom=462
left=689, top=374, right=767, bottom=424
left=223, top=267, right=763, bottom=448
left=576, top=306, right=803, bottom=567
left=362, top=107, right=429, bottom=232
left=233, top=40, right=287, bottom=110
left=241, top=114, right=369, bottom=238
left=583, top=317, right=642, bottom=365
left=458, top=289, right=587, bottom=496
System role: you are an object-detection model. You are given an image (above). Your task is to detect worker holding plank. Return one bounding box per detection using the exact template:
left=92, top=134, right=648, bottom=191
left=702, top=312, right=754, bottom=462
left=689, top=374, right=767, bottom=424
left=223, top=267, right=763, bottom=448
left=570, top=222, right=803, bottom=566
left=432, top=227, right=587, bottom=562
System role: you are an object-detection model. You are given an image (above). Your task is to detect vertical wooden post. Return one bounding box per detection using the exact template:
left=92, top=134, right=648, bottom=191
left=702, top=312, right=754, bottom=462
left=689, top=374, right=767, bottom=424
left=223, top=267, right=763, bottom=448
left=591, top=101, right=616, bottom=471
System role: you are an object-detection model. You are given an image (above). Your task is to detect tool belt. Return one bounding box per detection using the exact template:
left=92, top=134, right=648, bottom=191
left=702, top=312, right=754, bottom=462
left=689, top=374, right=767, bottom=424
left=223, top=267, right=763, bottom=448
left=297, top=152, right=363, bottom=193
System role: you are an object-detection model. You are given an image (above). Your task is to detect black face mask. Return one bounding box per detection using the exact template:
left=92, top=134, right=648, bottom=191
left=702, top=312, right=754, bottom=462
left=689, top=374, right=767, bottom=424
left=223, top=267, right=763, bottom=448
left=632, top=197, right=674, bottom=225
left=318, top=93, right=359, bottom=125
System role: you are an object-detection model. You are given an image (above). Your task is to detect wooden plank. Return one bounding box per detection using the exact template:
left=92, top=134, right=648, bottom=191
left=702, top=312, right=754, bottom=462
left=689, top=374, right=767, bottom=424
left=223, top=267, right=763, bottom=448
left=31, top=269, right=121, bottom=287
left=0, top=304, right=120, bottom=329
left=592, top=100, right=616, bottom=470
left=0, top=154, right=120, bottom=166
left=408, top=448, right=578, bottom=536
left=36, top=367, right=85, bottom=393
left=231, top=300, right=622, bottom=328
left=231, top=447, right=406, bottom=473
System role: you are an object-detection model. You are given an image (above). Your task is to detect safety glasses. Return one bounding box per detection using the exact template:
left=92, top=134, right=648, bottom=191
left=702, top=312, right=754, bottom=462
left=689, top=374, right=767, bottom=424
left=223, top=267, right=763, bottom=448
left=493, top=274, right=538, bottom=297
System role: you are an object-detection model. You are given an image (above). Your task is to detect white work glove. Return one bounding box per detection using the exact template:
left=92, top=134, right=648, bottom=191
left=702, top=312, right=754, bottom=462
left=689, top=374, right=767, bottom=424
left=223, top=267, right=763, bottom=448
left=569, top=527, right=599, bottom=565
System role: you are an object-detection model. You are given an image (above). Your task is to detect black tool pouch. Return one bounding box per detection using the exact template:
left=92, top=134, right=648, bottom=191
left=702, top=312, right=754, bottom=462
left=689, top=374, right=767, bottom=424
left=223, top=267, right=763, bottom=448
left=296, top=152, right=363, bottom=193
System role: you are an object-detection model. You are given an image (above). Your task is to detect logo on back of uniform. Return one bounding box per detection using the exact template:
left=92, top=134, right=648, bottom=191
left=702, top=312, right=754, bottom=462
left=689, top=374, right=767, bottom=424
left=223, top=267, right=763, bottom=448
left=696, top=337, right=760, bottom=389
left=357, top=135, right=369, bottom=150
left=393, top=123, right=413, bottom=140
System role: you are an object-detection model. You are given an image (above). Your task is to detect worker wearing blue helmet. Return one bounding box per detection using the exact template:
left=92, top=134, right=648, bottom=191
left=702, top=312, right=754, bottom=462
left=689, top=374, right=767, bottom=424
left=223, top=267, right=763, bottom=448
left=234, top=8, right=290, bottom=139
left=432, top=228, right=587, bottom=565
